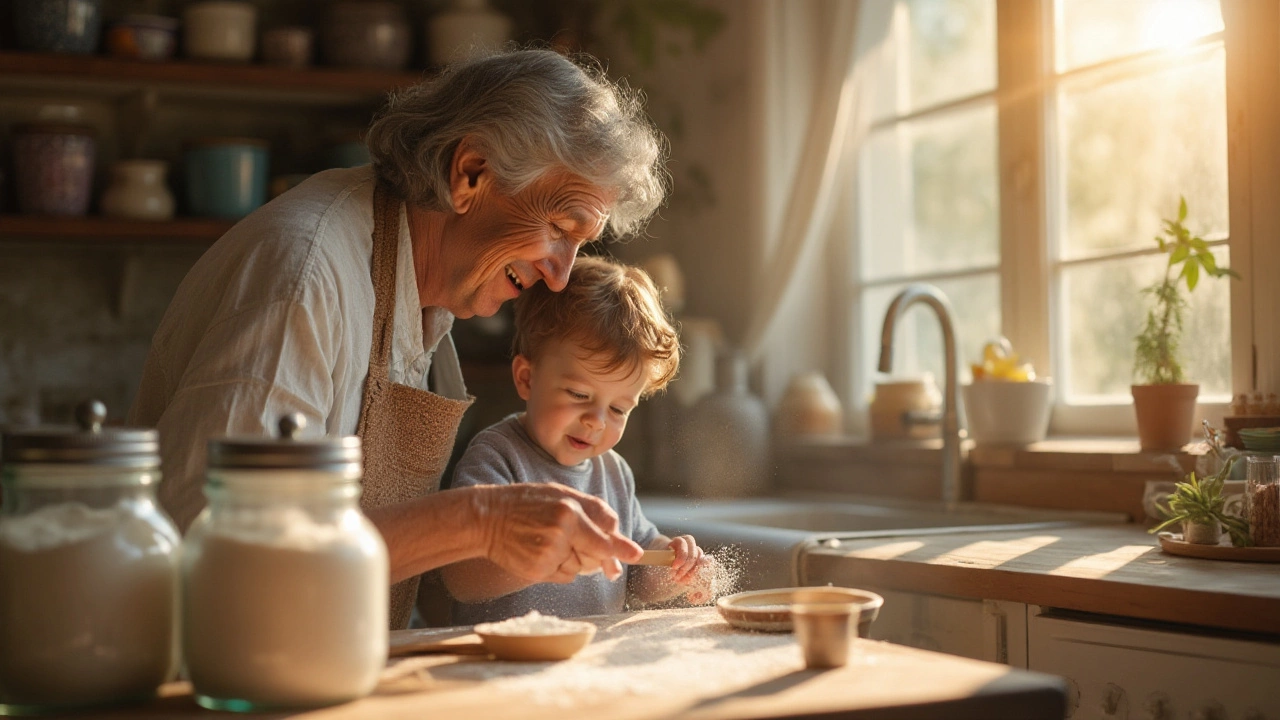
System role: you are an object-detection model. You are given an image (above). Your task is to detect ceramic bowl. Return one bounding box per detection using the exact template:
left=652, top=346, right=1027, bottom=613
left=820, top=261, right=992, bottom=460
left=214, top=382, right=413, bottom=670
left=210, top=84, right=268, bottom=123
left=716, top=586, right=883, bottom=636
left=473, top=622, right=596, bottom=661
left=106, top=14, right=179, bottom=61
left=963, top=378, right=1053, bottom=445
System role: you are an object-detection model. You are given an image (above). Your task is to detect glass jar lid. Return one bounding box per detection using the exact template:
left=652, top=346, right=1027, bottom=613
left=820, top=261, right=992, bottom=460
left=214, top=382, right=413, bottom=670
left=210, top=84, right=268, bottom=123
left=207, top=414, right=361, bottom=472
left=1, top=400, right=159, bottom=468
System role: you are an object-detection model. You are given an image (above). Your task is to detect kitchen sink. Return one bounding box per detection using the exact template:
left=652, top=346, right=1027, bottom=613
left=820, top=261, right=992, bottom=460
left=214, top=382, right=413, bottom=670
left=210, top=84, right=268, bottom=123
left=639, top=494, right=1124, bottom=592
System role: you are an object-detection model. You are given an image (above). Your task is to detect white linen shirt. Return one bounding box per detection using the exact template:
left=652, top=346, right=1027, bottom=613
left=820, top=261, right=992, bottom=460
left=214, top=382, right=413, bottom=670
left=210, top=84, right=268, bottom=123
left=129, top=166, right=460, bottom=530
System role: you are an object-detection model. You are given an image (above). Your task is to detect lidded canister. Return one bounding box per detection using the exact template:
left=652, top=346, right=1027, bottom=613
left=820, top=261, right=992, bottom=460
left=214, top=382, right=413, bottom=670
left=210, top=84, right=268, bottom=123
left=0, top=401, right=180, bottom=714
left=182, top=414, right=388, bottom=711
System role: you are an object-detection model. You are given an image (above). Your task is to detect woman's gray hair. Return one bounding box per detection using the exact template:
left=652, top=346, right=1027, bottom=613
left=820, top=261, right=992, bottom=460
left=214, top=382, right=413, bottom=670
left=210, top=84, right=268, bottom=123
left=366, top=49, right=669, bottom=238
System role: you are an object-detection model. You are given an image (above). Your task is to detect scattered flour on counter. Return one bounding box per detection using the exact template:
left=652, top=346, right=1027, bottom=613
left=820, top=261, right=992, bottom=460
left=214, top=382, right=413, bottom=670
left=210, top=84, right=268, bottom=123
left=474, top=611, right=594, bottom=637
left=421, top=608, right=800, bottom=706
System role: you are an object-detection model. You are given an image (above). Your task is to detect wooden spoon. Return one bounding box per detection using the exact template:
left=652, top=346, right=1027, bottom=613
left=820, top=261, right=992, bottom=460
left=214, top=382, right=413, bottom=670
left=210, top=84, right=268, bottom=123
left=635, top=549, right=675, bottom=566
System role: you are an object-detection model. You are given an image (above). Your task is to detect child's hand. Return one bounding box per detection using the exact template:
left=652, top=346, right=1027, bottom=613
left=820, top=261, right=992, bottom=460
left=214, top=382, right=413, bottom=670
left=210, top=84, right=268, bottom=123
left=665, top=535, right=704, bottom=584
left=664, top=535, right=716, bottom=605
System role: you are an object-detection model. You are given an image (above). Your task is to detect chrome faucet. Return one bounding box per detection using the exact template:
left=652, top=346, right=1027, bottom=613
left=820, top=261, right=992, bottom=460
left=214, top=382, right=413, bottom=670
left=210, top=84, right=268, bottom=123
left=877, top=284, right=962, bottom=510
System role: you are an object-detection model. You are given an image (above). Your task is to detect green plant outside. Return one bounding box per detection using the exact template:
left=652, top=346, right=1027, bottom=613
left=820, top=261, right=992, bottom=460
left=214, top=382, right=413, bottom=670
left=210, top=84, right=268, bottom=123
left=1133, top=196, right=1239, bottom=385
left=1149, top=456, right=1251, bottom=547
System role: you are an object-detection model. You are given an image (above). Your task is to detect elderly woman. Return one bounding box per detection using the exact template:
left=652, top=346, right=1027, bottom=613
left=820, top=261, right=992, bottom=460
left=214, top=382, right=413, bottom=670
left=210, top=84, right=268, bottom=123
left=128, top=49, right=667, bottom=628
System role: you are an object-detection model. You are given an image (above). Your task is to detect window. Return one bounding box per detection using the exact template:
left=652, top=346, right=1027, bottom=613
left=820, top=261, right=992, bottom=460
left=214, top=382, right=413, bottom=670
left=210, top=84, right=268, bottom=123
left=850, top=0, right=1237, bottom=436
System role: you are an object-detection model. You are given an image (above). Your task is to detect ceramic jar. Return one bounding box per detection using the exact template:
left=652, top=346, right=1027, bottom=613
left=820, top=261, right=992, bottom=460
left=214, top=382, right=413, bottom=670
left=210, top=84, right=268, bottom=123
left=101, top=160, right=175, bottom=221
left=183, top=415, right=387, bottom=711
left=13, top=0, right=104, bottom=54
left=261, top=26, right=314, bottom=68
left=775, top=372, right=844, bottom=440
left=323, top=1, right=412, bottom=71
left=676, top=351, right=771, bottom=498
left=0, top=401, right=180, bottom=715
left=184, top=1, right=257, bottom=62
left=427, top=0, right=513, bottom=67
left=185, top=137, right=269, bottom=219
left=869, top=375, right=941, bottom=440
left=11, top=122, right=96, bottom=216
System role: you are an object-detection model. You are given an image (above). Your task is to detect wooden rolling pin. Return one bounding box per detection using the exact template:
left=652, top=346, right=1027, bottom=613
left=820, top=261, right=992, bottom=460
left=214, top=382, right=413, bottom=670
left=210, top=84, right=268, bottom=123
left=635, top=549, right=675, bottom=566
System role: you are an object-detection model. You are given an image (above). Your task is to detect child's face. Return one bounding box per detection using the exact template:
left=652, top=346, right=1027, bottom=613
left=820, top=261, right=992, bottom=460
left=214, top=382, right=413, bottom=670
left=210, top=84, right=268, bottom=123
left=513, top=339, right=648, bottom=466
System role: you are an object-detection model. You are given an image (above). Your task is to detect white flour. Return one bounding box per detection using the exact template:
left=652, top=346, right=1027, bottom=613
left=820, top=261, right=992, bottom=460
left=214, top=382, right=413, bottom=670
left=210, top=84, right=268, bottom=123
left=475, top=611, right=593, bottom=636
left=404, top=608, right=803, bottom=706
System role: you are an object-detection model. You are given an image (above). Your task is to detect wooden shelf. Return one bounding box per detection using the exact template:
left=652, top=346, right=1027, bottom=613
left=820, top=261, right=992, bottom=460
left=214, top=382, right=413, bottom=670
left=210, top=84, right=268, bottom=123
left=0, top=215, right=233, bottom=246
left=0, top=51, right=426, bottom=106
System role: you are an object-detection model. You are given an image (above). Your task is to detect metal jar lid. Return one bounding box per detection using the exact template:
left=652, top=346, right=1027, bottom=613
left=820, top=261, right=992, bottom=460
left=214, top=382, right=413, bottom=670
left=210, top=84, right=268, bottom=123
left=207, top=413, right=362, bottom=472
left=1, top=400, right=159, bottom=468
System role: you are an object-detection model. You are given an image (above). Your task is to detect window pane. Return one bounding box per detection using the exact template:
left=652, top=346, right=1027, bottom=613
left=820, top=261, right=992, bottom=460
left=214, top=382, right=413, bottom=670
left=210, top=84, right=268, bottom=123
left=1058, top=48, right=1228, bottom=259
left=1060, top=249, right=1232, bottom=402
left=861, top=274, right=1001, bottom=403
left=1056, top=0, right=1222, bottom=72
left=860, top=105, right=999, bottom=280
left=870, top=0, right=996, bottom=121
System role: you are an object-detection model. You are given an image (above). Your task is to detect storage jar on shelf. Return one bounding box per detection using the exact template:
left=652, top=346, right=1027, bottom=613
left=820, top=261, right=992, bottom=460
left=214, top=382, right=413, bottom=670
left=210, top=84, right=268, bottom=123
left=182, top=414, right=388, bottom=711
left=427, top=0, right=514, bottom=67
left=12, top=0, right=104, bottom=55
left=0, top=401, right=180, bottom=715
left=184, top=137, right=269, bottom=219
left=11, top=122, right=97, bottom=216
left=101, top=160, right=175, bottom=221
left=323, top=1, right=412, bottom=71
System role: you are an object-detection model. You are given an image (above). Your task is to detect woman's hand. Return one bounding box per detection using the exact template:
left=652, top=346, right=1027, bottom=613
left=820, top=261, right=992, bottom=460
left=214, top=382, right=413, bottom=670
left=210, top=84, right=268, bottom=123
left=478, top=483, right=643, bottom=585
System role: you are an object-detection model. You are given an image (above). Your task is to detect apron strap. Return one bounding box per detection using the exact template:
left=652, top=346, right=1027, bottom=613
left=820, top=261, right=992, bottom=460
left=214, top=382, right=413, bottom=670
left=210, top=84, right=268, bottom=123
left=367, top=182, right=401, bottom=381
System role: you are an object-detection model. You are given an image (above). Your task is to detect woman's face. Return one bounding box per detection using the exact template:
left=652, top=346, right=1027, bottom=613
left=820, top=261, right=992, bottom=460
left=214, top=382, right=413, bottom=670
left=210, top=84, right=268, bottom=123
left=432, top=168, right=614, bottom=319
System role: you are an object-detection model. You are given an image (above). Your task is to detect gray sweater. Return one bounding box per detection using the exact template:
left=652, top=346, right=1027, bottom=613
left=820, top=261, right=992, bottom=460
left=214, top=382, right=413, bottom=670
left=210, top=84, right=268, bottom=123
left=448, top=415, right=661, bottom=624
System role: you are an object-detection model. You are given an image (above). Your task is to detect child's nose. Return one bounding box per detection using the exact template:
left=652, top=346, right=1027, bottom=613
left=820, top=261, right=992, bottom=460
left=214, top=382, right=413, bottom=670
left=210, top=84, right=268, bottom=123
left=582, top=407, right=605, bottom=429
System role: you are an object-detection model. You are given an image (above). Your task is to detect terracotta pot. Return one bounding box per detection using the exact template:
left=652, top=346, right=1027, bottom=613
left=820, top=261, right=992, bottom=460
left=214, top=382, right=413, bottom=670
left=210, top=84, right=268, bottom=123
left=1132, top=383, right=1199, bottom=451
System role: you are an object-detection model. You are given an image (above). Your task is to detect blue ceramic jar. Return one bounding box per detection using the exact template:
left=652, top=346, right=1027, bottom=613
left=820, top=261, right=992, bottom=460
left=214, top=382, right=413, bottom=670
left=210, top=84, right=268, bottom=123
left=185, top=138, right=269, bottom=219
left=13, top=0, right=104, bottom=54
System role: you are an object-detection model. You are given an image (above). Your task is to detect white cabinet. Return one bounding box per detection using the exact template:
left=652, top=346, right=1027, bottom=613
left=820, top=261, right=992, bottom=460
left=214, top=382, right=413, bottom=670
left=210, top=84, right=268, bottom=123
left=1027, top=608, right=1280, bottom=720
left=850, top=585, right=1027, bottom=667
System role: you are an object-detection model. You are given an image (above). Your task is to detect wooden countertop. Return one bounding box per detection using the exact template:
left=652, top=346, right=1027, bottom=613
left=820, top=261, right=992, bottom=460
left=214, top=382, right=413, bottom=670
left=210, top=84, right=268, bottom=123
left=802, top=524, right=1280, bottom=635
left=86, top=608, right=1065, bottom=720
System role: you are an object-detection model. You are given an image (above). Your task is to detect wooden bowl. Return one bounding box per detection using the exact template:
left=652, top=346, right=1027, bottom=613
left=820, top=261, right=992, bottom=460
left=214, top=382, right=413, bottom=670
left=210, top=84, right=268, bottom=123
left=474, top=623, right=596, bottom=661
left=716, top=586, right=883, bottom=635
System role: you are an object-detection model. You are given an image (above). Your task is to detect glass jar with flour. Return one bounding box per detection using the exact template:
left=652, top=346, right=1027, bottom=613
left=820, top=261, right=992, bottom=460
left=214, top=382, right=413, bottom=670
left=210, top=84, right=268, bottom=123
left=0, top=400, right=180, bottom=715
left=182, top=414, right=387, bottom=711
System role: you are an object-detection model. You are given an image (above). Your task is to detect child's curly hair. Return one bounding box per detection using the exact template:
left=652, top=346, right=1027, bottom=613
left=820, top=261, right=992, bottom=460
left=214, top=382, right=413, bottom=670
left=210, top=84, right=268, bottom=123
left=512, top=255, right=680, bottom=396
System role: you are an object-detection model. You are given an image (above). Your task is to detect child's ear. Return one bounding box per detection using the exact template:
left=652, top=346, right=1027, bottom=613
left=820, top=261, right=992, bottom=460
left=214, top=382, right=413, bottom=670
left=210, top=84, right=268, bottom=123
left=512, top=355, right=534, bottom=401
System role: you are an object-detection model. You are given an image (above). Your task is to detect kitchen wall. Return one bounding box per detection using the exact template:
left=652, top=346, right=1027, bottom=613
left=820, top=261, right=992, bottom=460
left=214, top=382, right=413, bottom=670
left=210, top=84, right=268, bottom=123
left=0, top=0, right=783, bottom=427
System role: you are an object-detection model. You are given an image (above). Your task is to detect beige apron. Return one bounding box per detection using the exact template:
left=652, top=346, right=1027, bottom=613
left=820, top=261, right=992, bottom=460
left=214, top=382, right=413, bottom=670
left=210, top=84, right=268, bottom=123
left=356, top=183, right=473, bottom=630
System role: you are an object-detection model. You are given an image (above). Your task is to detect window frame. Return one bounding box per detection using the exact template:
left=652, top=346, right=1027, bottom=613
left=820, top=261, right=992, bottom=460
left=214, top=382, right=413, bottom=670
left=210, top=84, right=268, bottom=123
left=846, top=0, right=1278, bottom=439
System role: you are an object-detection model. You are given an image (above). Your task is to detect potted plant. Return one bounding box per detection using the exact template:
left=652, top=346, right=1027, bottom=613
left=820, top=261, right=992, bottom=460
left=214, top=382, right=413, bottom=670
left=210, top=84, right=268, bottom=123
left=1149, top=456, right=1251, bottom=546
left=1132, top=197, right=1239, bottom=451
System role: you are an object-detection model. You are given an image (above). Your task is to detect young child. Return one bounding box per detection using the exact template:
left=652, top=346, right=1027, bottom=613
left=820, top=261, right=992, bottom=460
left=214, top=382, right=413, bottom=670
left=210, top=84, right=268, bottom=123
left=443, top=255, right=714, bottom=624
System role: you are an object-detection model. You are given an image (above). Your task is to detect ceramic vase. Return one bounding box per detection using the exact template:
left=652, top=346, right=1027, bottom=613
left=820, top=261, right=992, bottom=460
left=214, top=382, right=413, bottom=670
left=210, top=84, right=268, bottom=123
left=101, top=160, right=174, bottom=221
left=12, top=123, right=96, bottom=216
left=675, top=351, right=770, bottom=498
left=775, top=372, right=843, bottom=440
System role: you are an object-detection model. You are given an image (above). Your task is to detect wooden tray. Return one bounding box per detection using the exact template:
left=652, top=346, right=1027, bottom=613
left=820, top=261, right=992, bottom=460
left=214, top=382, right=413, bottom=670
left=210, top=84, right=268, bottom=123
left=1157, top=532, right=1280, bottom=562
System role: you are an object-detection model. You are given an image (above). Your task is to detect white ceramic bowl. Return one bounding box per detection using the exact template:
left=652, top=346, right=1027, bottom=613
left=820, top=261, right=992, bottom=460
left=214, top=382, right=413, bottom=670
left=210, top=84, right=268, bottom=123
left=963, top=378, right=1053, bottom=445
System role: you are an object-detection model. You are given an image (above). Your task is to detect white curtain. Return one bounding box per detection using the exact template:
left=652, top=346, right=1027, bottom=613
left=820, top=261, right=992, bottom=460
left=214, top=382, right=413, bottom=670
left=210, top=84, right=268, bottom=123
left=742, top=0, right=893, bottom=397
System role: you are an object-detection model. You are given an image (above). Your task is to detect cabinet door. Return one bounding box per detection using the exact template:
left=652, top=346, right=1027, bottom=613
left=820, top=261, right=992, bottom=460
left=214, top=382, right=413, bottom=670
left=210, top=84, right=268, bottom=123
left=1027, top=607, right=1280, bottom=720
left=857, top=585, right=1027, bottom=666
